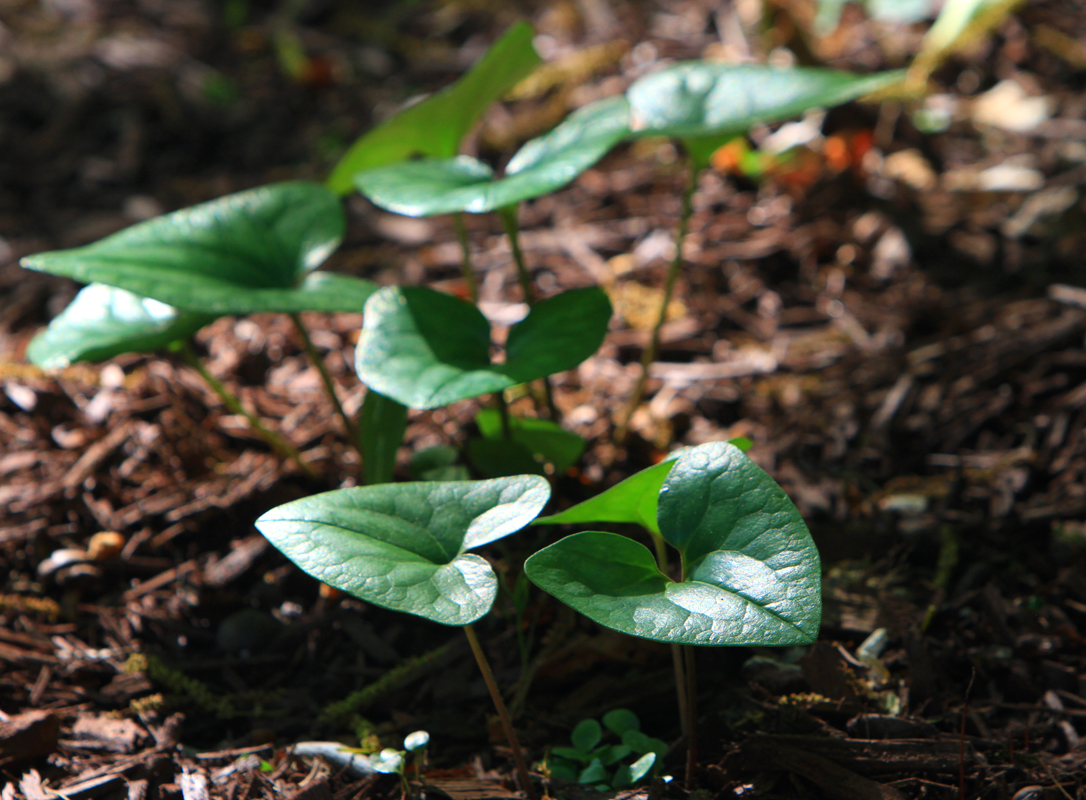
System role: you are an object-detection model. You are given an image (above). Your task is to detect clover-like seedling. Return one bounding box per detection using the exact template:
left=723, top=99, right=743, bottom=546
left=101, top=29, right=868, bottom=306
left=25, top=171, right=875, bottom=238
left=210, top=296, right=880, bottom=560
left=355, top=285, right=612, bottom=410
left=26, top=283, right=215, bottom=370
left=353, top=96, right=630, bottom=217
left=526, top=441, right=820, bottom=646
left=327, top=21, right=542, bottom=195
left=21, top=181, right=376, bottom=316
left=548, top=710, right=663, bottom=790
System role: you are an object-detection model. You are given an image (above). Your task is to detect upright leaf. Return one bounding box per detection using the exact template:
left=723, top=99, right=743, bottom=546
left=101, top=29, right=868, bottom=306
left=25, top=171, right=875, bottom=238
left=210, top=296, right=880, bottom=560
left=355, top=286, right=613, bottom=409
left=22, top=182, right=377, bottom=315
left=525, top=442, right=821, bottom=646
left=360, top=390, right=408, bottom=485
left=533, top=457, right=678, bottom=535
left=256, top=476, right=550, bottom=625
left=354, top=97, right=630, bottom=216
left=26, top=284, right=214, bottom=369
left=627, top=62, right=902, bottom=140
left=328, top=22, right=541, bottom=194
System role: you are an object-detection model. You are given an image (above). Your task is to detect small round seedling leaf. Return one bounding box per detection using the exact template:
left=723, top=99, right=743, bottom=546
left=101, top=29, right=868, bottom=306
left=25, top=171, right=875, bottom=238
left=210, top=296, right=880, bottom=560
left=627, top=62, right=902, bottom=140
left=525, top=442, right=821, bottom=646
left=355, top=286, right=512, bottom=409
left=602, top=709, right=640, bottom=736
left=595, top=744, right=634, bottom=766
left=571, top=719, right=602, bottom=752
left=355, top=97, right=630, bottom=217
left=26, top=284, right=214, bottom=369
left=356, top=286, right=612, bottom=410
left=21, top=182, right=376, bottom=315
left=577, top=759, right=608, bottom=785
left=404, top=731, right=430, bottom=752
left=476, top=409, right=586, bottom=473
left=372, top=749, right=404, bottom=774
left=411, top=446, right=470, bottom=482
left=256, top=476, right=550, bottom=626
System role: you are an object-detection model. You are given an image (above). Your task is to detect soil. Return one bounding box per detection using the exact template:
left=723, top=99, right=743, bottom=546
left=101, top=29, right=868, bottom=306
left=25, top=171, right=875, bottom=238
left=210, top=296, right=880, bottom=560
left=2, top=2, right=1086, bottom=800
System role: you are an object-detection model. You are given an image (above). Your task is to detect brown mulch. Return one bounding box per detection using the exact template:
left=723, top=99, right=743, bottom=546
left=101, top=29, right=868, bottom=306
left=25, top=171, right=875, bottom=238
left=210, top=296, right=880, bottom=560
left=3, top=2, right=1086, bottom=800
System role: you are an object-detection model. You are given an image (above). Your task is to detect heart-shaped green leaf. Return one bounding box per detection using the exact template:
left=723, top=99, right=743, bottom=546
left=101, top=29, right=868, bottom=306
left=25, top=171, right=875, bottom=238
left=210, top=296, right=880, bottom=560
left=354, top=96, right=630, bottom=216
left=327, top=22, right=541, bottom=195
left=524, top=442, right=821, bottom=645
left=602, top=709, right=640, bottom=736
left=627, top=62, right=902, bottom=140
left=26, top=283, right=215, bottom=369
left=355, top=286, right=612, bottom=409
left=255, top=476, right=550, bottom=626
left=476, top=409, right=585, bottom=473
left=21, top=182, right=377, bottom=315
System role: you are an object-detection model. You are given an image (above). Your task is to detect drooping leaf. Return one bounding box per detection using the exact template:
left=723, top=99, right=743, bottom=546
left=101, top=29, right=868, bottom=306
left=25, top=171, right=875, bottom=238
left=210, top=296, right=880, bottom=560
left=524, top=442, right=821, bottom=646
left=476, top=409, right=585, bottom=473
left=327, top=22, right=541, bottom=195
left=355, top=286, right=612, bottom=409
left=26, top=283, right=214, bottom=369
left=466, top=438, right=545, bottom=479
left=627, top=62, right=902, bottom=141
left=354, top=97, right=630, bottom=216
left=256, top=476, right=550, bottom=626
left=21, top=182, right=377, bottom=315
left=360, top=390, right=408, bottom=485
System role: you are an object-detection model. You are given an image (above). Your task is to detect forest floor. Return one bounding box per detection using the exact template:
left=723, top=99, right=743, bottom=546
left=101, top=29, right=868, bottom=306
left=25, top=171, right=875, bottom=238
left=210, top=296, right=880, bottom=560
left=2, top=2, right=1086, bottom=799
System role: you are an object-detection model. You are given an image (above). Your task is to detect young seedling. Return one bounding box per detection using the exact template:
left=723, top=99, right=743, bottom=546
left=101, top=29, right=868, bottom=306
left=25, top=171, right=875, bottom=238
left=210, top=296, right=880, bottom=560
left=615, top=63, right=902, bottom=441
left=354, top=285, right=612, bottom=410
left=526, top=441, right=820, bottom=784
left=255, top=476, right=552, bottom=800
left=21, top=181, right=378, bottom=467
left=547, top=710, right=664, bottom=791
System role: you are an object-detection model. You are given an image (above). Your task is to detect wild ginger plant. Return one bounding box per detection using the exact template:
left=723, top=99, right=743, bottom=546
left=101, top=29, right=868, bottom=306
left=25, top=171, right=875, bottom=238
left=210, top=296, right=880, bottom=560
left=255, top=476, right=551, bottom=800
left=527, top=441, right=821, bottom=782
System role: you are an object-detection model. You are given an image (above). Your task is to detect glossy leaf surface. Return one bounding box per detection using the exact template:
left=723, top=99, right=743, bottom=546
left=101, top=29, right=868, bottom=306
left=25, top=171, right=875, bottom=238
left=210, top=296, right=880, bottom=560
left=327, top=22, right=541, bottom=194
left=354, top=97, right=630, bottom=216
left=476, top=409, right=585, bottom=473
left=256, top=476, right=550, bottom=625
left=627, top=62, right=901, bottom=140
left=355, top=286, right=612, bottom=409
left=22, top=182, right=377, bottom=315
left=534, top=457, right=677, bottom=535
left=525, top=442, right=821, bottom=645
left=26, top=284, right=214, bottom=369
